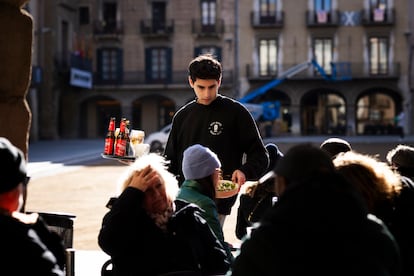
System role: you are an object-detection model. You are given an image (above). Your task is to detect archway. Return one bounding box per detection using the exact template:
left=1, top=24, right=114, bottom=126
left=250, top=89, right=292, bottom=136
left=132, top=95, right=175, bottom=134
left=80, top=96, right=121, bottom=138
left=301, top=90, right=346, bottom=135
left=356, top=89, right=402, bottom=135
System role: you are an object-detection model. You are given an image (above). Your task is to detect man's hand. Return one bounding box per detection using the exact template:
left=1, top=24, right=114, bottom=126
left=232, top=170, right=246, bottom=187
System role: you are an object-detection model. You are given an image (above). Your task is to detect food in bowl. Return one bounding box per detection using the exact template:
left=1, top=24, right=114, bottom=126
left=216, top=180, right=239, bottom=198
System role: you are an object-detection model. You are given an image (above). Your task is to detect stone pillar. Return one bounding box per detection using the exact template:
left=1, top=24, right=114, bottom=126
left=0, top=0, right=32, bottom=158
left=289, top=104, right=301, bottom=135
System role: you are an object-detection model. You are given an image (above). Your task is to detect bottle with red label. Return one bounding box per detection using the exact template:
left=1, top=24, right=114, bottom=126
left=103, top=117, right=116, bottom=155
left=115, top=118, right=127, bottom=157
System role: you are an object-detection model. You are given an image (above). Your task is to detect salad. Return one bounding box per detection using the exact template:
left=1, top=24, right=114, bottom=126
left=217, top=180, right=237, bottom=191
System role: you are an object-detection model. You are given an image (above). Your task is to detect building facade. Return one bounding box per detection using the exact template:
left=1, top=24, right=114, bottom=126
left=28, top=0, right=413, bottom=139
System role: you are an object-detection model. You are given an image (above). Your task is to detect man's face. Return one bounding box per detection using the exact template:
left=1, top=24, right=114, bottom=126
left=188, top=77, right=221, bottom=105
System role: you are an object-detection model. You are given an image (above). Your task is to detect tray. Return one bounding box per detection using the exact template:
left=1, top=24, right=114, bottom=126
left=101, top=153, right=136, bottom=161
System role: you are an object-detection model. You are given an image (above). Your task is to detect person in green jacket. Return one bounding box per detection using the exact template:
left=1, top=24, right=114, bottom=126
left=177, top=144, right=233, bottom=262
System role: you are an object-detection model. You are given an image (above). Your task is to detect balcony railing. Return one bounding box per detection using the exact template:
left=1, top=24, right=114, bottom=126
left=93, top=20, right=124, bottom=36
left=246, top=62, right=400, bottom=80
left=306, top=10, right=340, bottom=27
left=94, top=70, right=233, bottom=86
left=361, top=8, right=395, bottom=26
left=140, top=19, right=174, bottom=36
left=192, top=19, right=224, bottom=37
left=250, top=11, right=284, bottom=28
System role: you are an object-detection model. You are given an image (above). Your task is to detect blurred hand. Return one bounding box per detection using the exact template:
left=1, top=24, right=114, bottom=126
left=128, top=165, right=158, bottom=192
left=232, top=170, right=246, bottom=186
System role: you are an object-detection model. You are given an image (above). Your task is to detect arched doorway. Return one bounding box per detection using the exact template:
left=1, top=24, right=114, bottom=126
left=80, top=96, right=121, bottom=138
left=356, top=89, right=402, bottom=135
left=301, top=90, right=346, bottom=135
left=132, top=95, right=175, bottom=134
left=250, top=89, right=292, bottom=136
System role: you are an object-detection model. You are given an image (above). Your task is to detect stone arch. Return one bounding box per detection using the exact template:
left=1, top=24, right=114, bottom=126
left=355, top=88, right=403, bottom=135
left=300, top=89, right=347, bottom=135
left=79, top=95, right=121, bottom=138
left=131, top=94, right=176, bottom=135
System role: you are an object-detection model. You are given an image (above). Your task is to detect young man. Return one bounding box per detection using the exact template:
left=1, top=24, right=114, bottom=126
left=164, top=54, right=269, bottom=226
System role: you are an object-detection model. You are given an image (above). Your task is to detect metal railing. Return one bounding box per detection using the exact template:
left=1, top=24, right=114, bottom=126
left=192, top=19, right=225, bottom=36
left=250, top=11, right=284, bottom=28
left=140, top=19, right=174, bottom=36
left=246, top=62, right=400, bottom=79
left=306, top=10, right=340, bottom=27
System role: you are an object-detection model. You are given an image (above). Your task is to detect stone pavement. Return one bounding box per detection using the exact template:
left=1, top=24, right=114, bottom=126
left=24, top=136, right=414, bottom=275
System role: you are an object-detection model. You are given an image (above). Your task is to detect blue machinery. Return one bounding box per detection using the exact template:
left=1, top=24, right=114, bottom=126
left=239, top=59, right=351, bottom=121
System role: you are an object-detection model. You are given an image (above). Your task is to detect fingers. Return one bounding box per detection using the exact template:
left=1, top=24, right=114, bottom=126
left=129, top=166, right=158, bottom=191
left=232, top=170, right=246, bottom=186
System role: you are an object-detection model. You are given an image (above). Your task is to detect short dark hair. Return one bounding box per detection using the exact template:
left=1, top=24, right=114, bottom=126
left=188, top=54, right=222, bottom=82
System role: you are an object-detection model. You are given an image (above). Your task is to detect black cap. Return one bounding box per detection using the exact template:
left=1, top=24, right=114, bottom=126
left=320, top=138, right=352, bottom=158
left=0, top=137, right=27, bottom=193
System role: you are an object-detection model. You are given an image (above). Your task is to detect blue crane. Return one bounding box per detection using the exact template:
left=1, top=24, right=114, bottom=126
left=239, top=59, right=351, bottom=121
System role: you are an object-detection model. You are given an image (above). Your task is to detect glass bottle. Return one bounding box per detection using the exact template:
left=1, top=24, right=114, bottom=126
left=115, top=118, right=127, bottom=157
left=103, top=117, right=116, bottom=155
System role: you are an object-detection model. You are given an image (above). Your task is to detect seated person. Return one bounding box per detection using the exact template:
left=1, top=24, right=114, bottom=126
left=0, top=137, right=65, bottom=276
left=230, top=144, right=401, bottom=276
left=176, top=144, right=233, bottom=261
left=98, top=153, right=230, bottom=275
left=386, top=144, right=414, bottom=182
left=235, top=143, right=283, bottom=240
left=334, top=150, right=414, bottom=276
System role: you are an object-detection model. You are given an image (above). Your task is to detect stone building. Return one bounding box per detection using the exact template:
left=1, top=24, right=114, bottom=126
left=27, top=0, right=414, bottom=139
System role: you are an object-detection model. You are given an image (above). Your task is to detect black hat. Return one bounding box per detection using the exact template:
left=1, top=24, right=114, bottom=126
left=320, top=138, right=352, bottom=158
left=0, top=137, right=27, bottom=193
left=274, top=144, right=334, bottom=183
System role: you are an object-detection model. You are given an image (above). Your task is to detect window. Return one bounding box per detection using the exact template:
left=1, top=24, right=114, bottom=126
left=103, top=2, right=117, bottom=32
left=314, top=0, right=331, bottom=11
left=259, top=0, right=277, bottom=24
left=369, top=37, right=388, bottom=75
left=314, top=0, right=331, bottom=23
left=194, top=46, right=222, bottom=61
left=370, top=0, right=387, bottom=10
left=97, top=48, right=123, bottom=83
left=370, top=0, right=387, bottom=22
left=152, top=2, right=166, bottom=32
left=79, top=6, right=90, bottom=25
left=201, top=0, right=216, bottom=32
left=145, top=48, right=172, bottom=83
left=259, top=39, right=278, bottom=76
left=314, top=38, right=333, bottom=75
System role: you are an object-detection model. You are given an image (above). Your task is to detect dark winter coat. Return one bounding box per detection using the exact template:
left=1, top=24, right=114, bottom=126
left=235, top=191, right=275, bottom=240
left=0, top=213, right=65, bottom=276
left=98, top=187, right=230, bottom=276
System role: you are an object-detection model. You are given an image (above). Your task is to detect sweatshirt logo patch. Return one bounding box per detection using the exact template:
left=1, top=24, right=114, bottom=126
left=209, top=121, right=223, bottom=136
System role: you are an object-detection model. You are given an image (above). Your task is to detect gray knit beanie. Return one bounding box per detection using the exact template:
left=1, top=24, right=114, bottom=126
left=182, top=144, right=221, bottom=180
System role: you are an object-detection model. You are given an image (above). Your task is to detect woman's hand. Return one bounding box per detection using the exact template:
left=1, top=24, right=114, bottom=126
left=128, top=165, right=158, bottom=192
